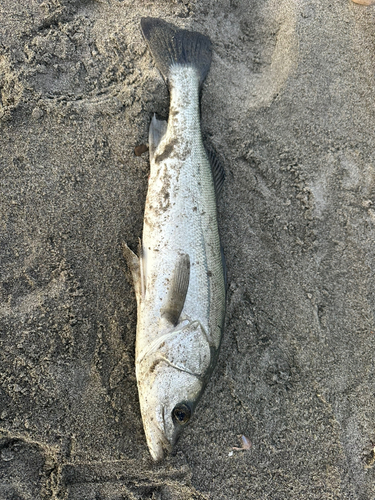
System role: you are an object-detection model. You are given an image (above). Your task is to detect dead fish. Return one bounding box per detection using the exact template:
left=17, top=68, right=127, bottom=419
left=123, top=18, right=226, bottom=461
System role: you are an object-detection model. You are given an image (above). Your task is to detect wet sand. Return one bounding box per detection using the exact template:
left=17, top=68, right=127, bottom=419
left=1, top=1, right=375, bottom=498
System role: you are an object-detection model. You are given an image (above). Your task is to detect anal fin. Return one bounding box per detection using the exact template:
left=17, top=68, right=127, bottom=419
left=149, top=114, right=167, bottom=160
left=161, top=254, right=190, bottom=326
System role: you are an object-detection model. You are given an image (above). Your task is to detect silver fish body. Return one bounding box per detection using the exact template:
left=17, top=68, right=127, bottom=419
left=124, top=18, right=226, bottom=461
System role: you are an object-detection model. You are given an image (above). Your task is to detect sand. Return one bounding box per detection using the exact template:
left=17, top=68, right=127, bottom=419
left=1, top=0, right=375, bottom=498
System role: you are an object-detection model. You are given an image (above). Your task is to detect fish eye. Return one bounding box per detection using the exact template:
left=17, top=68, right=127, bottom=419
left=172, top=403, right=191, bottom=425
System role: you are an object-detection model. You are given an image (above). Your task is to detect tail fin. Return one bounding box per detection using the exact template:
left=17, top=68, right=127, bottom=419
left=140, top=18, right=212, bottom=88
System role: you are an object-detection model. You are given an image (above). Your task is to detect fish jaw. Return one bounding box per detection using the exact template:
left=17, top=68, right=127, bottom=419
left=142, top=405, right=173, bottom=462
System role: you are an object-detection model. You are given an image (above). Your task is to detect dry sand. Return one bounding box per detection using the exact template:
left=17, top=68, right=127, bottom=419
left=1, top=0, right=375, bottom=498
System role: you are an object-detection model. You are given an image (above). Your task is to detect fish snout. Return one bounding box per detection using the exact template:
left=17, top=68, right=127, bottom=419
left=142, top=404, right=174, bottom=461
left=149, top=440, right=169, bottom=462
left=146, top=423, right=173, bottom=462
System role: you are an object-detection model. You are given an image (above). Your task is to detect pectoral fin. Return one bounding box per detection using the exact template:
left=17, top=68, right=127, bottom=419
left=161, top=254, right=190, bottom=326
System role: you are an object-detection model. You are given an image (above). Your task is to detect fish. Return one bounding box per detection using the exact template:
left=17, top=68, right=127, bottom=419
left=123, top=17, right=226, bottom=461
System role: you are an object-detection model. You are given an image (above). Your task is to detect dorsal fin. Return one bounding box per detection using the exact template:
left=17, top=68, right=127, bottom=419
left=221, top=244, right=227, bottom=292
left=161, top=254, right=190, bottom=326
left=207, top=148, right=225, bottom=196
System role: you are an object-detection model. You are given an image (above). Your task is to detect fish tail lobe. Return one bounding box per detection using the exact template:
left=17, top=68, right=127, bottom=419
left=140, top=18, right=212, bottom=88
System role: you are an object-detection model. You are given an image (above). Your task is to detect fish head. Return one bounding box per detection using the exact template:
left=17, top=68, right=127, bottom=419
left=137, top=320, right=212, bottom=461
left=138, top=366, right=202, bottom=461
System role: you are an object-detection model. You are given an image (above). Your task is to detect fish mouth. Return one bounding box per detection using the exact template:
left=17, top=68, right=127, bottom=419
left=145, top=406, right=173, bottom=462
left=147, top=426, right=173, bottom=462
left=148, top=439, right=171, bottom=462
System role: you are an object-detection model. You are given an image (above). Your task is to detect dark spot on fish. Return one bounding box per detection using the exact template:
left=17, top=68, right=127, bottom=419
left=154, top=138, right=178, bottom=164
left=134, top=144, right=148, bottom=156
left=193, top=207, right=197, bottom=212
left=159, top=185, right=170, bottom=211
left=170, top=107, right=179, bottom=117
left=207, top=271, right=212, bottom=277
left=149, top=359, right=161, bottom=373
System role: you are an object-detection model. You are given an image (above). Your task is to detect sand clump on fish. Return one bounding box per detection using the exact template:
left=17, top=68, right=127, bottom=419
left=123, top=18, right=226, bottom=461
